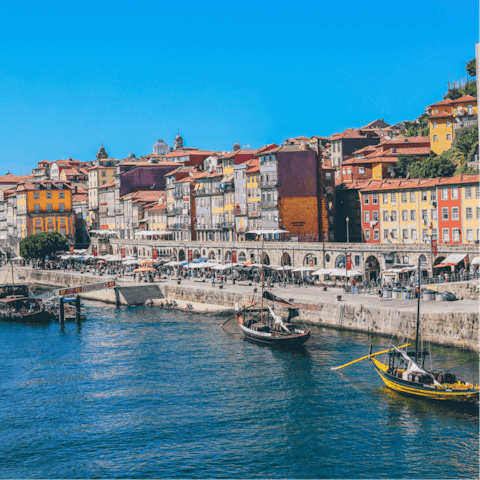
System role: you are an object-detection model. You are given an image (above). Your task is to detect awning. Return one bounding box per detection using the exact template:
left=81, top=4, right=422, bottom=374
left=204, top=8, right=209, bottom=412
left=472, top=257, right=480, bottom=265
left=193, top=257, right=207, bottom=264
left=440, top=254, right=467, bottom=265
left=139, top=218, right=149, bottom=223
left=433, top=263, right=456, bottom=268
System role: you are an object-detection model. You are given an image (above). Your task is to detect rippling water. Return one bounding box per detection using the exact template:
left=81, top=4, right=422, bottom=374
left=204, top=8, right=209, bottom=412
left=0, top=302, right=478, bottom=479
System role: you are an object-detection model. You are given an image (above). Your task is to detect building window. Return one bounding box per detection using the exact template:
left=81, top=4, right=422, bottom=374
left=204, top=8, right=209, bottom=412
left=46, top=192, right=52, bottom=199
left=34, top=204, right=40, bottom=213
left=477, top=229, right=480, bottom=241
left=421, top=209, right=427, bottom=220
left=468, top=105, right=473, bottom=114
left=354, top=255, right=360, bottom=266
left=47, top=204, right=53, bottom=213
left=431, top=190, right=437, bottom=201
left=326, top=172, right=331, bottom=180
left=453, top=228, right=460, bottom=241
left=364, top=194, right=369, bottom=205
left=433, top=122, right=437, bottom=128
left=442, top=229, right=449, bottom=242
left=467, top=229, right=473, bottom=241
left=59, top=203, right=65, bottom=213
left=401, top=210, right=408, bottom=221
left=347, top=168, right=352, bottom=175
left=434, top=109, right=439, bottom=114
left=409, top=191, right=415, bottom=202
left=431, top=228, right=437, bottom=239
left=391, top=211, right=397, bottom=221
left=422, top=228, right=428, bottom=240
left=446, top=121, right=451, bottom=127
left=364, top=211, right=370, bottom=222
left=466, top=207, right=473, bottom=219
left=401, top=192, right=407, bottom=203
left=382, top=193, right=388, bottom=204
left=359, top=167, right=365, bottom=174
left=441, top=188, right=448, bottom=200
left=421, top=190, right=427, bottom=201
left=392, top=229, right=397, bottom=239
left=35, top=218, right=41, bottom=225
left=33, top=192, right=40, bottom=199
left=433, top=135, right=438, bottom=141
left=442, top=207, right=449, bottom=220
left=372, top=210, right=378, bottom=221
left=384, top=229, right=389, bottom=239
left=411, top=229, right=417, bottom=240
left=476, top=207, right=480, bottom=220
left=390, top=193, right=396, bottom=205
left=431, top=209, right=437, bottom=220
left=365, top=229, right=370, bottom=240
left=446, top=134, right=451, bottom=140
left=451, top=187, right=459, bottom=200
left=410, top=210, right=416, bottom=221
left=402, top=229, right=408, bottom=240
left=383, top=211, right=389, bottom=221
left=452, top=207, right=459, bottom=220
left=373, top=229, right=379, bottom=240
left=465, top=186, right=472, bottom=199
left=59, top=191, right=65, bottom=199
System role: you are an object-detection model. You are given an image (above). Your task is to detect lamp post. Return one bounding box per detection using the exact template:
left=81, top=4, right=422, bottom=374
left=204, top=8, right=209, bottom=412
left=346, top=216, right=350, bottom=244
left=345, top=247, right=348, bottom=289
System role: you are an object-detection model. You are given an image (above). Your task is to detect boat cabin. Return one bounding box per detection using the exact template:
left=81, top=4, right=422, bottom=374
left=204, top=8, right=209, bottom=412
left=0, top=284, right=29, bottom=299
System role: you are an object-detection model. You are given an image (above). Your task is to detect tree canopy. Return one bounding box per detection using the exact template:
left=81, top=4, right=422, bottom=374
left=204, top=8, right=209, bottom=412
left=409, top=155, right=456, bottom=178
left=393, top=155, right=420, bottom=178
left=20, top=231, right=68, bottom=261
left=466, top=58, right=476, bottom=77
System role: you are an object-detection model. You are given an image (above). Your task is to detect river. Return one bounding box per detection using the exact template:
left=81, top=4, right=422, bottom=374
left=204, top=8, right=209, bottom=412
left=0, top=301, right=478, bottom=478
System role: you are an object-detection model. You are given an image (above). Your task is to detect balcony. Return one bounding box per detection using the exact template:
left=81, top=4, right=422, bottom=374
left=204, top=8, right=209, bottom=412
left=194, top=186, right=223, bottom=196
left=259, top=180, right=278, bottom=188
left=224, top=221, right=235, bottom=228
left=259, top=200, right=277, bottom=208
left=173, top=190, right=185, bottom=199
left=196, top=224, right=211, bottom=230
left=172, top=223, right=190, bottom=230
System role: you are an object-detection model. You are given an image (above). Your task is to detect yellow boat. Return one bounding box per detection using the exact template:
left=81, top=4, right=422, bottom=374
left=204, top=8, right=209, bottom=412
left=370, top=348, right=479, bottom=403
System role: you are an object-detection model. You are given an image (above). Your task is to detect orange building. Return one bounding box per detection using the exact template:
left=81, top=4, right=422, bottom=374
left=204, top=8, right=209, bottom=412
left=15, top=181, right=75, bottom=239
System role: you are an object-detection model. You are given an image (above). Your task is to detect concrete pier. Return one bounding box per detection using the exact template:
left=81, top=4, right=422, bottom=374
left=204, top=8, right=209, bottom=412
left=7, top=266, right=479, bottom=350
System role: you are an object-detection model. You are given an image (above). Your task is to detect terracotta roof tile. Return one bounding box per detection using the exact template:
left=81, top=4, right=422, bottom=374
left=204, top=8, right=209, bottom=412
left=429, top=110, right=452, bottom=119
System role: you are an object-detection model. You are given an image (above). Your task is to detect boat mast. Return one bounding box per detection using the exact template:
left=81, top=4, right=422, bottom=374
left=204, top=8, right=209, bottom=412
left=261, top=234, right=264, bottom=323
left=11, top=260, right=14, bottom=293
left=415, top=256, right=421, bottom=363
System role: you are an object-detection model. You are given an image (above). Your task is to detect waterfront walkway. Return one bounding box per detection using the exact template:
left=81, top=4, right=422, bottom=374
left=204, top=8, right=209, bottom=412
left=6, top=265, right=478, bottom=316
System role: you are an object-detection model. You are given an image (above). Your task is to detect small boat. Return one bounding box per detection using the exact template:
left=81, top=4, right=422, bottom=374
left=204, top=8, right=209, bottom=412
left=0, top=295, right=52, bottom=325
left=368, top=258, right=479, bottom=403
left=63, top=302, right=87, bottom=321
left=237, top=292, right=310, bottom=347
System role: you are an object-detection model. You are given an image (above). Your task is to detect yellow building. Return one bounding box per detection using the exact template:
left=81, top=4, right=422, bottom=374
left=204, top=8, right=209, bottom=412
left=428, top=95, right=477, bottom=155
left=246, top=160, right=261, bottom=233
left=15, top=181, right=74, bottom=238
left=88, top=165, right=117, bottom=228
left=221, top=154, right=235, bottom=240
left=146, top=204, right=168, bottom=231
left=461, top=177, right=480, bottom=244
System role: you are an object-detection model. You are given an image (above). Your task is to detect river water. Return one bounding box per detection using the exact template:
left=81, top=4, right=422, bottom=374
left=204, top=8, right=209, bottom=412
left=0, top=302, right=478, bottom=479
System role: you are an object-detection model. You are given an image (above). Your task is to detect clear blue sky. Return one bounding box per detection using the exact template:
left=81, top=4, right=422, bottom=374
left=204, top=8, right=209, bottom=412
left=0, top=0, right=478, bottom=175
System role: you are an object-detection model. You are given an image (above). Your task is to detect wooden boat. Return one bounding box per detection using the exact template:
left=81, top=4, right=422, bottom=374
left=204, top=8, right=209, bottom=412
left=369, top=258, right=479, bottom=403
left=0, top=296, right=52, bottom=325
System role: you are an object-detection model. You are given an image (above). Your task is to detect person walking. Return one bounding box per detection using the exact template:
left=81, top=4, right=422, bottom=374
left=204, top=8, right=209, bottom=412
left=211, top=275, right=215, bottom=287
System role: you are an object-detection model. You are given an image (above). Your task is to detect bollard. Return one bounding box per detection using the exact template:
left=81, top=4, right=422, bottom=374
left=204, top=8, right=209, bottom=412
left=75, top=296, right=81, bottom=323
left=114, top=287, right=121, bottom=306
left=59, top=297, right=65, bottom=325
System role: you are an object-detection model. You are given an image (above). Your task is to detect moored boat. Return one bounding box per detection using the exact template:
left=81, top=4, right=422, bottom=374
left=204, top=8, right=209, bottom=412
left=0, top=295, right=52, bottom=325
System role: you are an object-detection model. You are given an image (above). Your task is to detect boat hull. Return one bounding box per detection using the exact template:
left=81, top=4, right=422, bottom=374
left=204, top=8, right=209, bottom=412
left=0, top=310, right=53, bottom=325
left=371, top=357, right=479, bottom=403
left=239, top=322, right=311, bottom=347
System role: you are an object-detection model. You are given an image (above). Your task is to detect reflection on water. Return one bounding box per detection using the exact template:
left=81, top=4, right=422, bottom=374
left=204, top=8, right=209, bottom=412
left=0, top=301, right=477, bottom=479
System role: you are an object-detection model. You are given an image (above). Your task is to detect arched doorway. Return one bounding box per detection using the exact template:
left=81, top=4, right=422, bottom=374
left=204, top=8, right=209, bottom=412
left=282, top=252, right=291, bottom=266
left=261, top=252, right=270, bottom=265
left=238, top=251, right=246, bottom=263
left=225, top=251, right=231, bottom=262
left=193, top=250, right=200, bottom=260
left=335, top=254, right=346, bottom=268
left=304, top=253, right=317, bottom=266
left=365, top=255, right=380, bottom=281
left=208, top=250, right=216, bottom=260
left=400, top=255, right=410, bottom=265
left=178, top=249, right=186, bottom=262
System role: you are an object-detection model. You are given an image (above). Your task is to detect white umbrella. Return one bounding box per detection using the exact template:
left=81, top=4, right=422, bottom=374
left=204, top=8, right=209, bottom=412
left=471, top=257, right=480, bottom=265
left=123, top=255, right=137, bottom=261
left=312, top=268, right=333, bottom=276
left=122, top=259, right=138, bottom=265
left=212, top=264, right=232, bottom=270
left=12, top=256, right=24, bottom=261
left=346, top=270, right=363, bottom=277
left=293, top=266, right=315, bottom=272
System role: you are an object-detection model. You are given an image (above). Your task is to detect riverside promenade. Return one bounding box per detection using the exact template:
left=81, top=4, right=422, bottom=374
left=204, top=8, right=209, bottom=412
left=4, top=265, right=479, bottom=350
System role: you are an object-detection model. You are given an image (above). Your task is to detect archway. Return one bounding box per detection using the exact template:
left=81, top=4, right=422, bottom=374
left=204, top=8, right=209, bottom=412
left=238, top=251, right=246, bottom=263
left=178, top=249, right=185, bottom=262
left=304, top=253, right=317, bottom=266
left=193, top=250, right=200, bottom=260
left=335, top=254, right=346, bottom=268
left=208, top=250, right=216, bottom=260
left=225, top=251, right=231, bottom=262
left=282, top=252, right=291, bottom=266
left=261, top=252, right=270, bottom=265
left=400, top=255, right=410, bottom=265
left=433, top=256, right=445, bottom=266
left=142, top=247, right=145, bottom=257
left=365, top=255, right=380, bottom=281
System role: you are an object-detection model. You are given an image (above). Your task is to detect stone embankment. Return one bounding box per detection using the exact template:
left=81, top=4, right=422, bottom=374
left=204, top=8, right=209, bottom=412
left=11, top=267, right=479, bottom=351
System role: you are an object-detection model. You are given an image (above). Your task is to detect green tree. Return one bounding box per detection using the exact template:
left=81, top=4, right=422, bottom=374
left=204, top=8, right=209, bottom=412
left=393, top=155, right=421, bottom=178
left=409, top=155, right=456, bottom=178
left=463, top=81, right=477, bottom=97
left=20, top=231, right=68, bottom=261
left=445, top=88, right=463, bottom=100
left=466, top=58, right=476, bottom=77
left=455, top=162, right=479, bottom=175
left=454, top=125, right=478, bottom=159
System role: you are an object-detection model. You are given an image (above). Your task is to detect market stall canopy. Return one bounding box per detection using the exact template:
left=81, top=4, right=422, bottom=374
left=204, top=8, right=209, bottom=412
left=134, top=231, right=173, bottom=237
left=472, top=257, right=480, bottom=265
left=433, top=253, right=468, bottom=268
left=312, top=268, right=333, bottom=276
left=12, top=256, right=24, bottom=261
left=346, top=270, right=363, bottom=277
left=248, top=229, right=290, bottom=235
left=89, top=229, right=118, bottom=237
left=123, top=256, right=137, bottom=261
left=293, top=266, right=315, bottom=272
left=123, top=260, right=138, bottom=265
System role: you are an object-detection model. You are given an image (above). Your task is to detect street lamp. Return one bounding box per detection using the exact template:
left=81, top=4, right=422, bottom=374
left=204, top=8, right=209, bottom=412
left=346, top=216, right=350, bottom=244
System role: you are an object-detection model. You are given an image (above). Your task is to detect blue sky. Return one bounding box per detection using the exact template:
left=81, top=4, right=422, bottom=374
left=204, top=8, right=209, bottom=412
left=0, top=0, right=477, bottom=175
